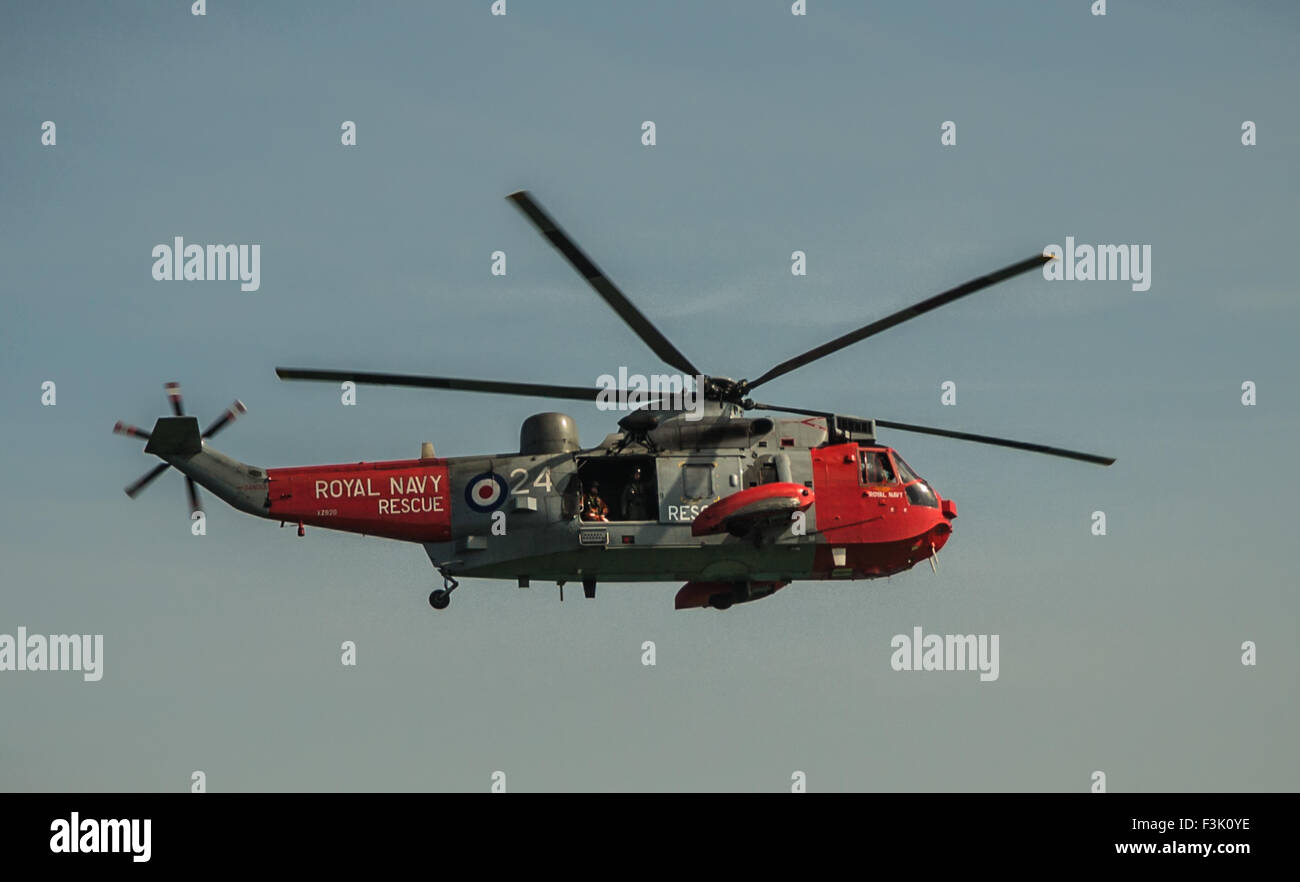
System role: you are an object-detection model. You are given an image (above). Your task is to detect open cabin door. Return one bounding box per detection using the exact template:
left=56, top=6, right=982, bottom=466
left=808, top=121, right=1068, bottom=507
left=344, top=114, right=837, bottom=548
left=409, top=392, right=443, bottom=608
left=572, top=455, right=658, bottom=522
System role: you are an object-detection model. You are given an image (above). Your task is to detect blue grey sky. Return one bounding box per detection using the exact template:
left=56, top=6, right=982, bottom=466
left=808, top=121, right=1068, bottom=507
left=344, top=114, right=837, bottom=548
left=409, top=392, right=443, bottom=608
left=2, top=0, right=1297, bottom=791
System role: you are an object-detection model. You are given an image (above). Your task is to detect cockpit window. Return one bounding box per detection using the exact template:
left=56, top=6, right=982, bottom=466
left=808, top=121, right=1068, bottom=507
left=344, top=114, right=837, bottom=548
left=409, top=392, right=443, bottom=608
left=892, top=454, right=939, bottom=507
left=893, top=454, right=921, bottom=484
left=905, top=481, right=939, bottom=508
left=860, top=450, right=895, bottom=484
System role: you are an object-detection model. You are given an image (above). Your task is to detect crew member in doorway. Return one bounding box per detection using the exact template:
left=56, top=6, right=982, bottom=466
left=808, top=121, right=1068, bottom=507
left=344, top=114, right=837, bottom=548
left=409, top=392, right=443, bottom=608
left=582, top=481, right=610, bottom=522
left=621, top=467, right=651, bottom=520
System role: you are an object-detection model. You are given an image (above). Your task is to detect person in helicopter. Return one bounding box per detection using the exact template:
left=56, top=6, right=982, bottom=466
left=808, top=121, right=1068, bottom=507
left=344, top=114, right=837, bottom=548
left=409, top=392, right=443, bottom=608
left=621, top=467, right=651, bottom=520
left=582, top=480, right=610, bottom=522
left=862, top=451, right=894, bottom=484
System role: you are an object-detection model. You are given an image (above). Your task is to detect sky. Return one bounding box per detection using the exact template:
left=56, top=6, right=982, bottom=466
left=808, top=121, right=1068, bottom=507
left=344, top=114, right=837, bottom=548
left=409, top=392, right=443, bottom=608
left=1, top=0, right=1297, bottom=792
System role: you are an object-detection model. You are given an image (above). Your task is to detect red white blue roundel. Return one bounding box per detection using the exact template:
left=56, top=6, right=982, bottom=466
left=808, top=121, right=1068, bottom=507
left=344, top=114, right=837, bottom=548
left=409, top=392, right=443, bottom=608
left=464, top=472, right=508, bottom=512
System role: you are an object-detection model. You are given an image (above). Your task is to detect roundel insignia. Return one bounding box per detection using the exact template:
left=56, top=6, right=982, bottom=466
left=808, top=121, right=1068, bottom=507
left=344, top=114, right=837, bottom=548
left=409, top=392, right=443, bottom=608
left=464, top=472, right=508, bottom=512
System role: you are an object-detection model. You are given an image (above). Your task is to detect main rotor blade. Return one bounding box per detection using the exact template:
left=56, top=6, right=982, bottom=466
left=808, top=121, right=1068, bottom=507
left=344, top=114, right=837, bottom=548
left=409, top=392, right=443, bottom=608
left=875, top=419, right=1114, bottom=466
left=745, top=253, right=1053, bottom=392
left=277, top=368, right=626, bottom=403
left=749, top=403, right=1113, bottom=466
left=507, top=190, right=702, bottom=377
left=125, top=463, right=170, bottom=498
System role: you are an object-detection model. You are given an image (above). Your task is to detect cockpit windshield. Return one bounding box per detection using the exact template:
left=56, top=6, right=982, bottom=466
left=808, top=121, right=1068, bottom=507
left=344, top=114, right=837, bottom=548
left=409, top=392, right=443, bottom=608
left=893, top=453, right=921, bottom=484
left=892, top=454, right=939, bottom=508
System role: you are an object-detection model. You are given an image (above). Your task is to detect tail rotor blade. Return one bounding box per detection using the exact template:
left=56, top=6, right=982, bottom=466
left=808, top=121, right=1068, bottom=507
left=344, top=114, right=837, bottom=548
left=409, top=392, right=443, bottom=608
left=125, top=463, right=170, bottom=498
left=165, top=381, right=185, bottom=416
left=113, top=421, right=152, bottom=441
left=202, top=400, right=247, bottom=439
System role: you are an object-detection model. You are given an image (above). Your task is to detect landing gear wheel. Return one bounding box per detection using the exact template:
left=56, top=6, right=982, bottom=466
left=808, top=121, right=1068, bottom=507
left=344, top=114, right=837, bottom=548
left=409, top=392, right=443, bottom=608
left=429, top=566, right=460, bottom=611
left=709, top=593, right=734, bottom=611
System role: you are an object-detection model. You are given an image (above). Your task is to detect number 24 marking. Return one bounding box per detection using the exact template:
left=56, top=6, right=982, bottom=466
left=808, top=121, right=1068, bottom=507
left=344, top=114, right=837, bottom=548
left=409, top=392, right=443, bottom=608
left=509, top=468, right=553, bottom=494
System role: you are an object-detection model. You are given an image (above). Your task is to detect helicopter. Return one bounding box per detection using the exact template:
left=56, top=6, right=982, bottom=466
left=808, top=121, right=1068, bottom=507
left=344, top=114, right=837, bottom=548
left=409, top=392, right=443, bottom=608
left=114, top=191, right=1113, bottom=612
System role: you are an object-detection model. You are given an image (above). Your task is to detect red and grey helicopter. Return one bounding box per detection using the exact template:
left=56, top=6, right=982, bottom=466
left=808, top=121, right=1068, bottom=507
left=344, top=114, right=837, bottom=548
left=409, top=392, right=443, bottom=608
left=115, top=191, right=1113, bottom=611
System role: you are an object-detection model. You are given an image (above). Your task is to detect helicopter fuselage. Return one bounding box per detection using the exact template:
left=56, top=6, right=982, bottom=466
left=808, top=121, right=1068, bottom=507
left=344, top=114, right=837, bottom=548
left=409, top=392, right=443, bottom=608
left=167, top=407, right=955, bottom=609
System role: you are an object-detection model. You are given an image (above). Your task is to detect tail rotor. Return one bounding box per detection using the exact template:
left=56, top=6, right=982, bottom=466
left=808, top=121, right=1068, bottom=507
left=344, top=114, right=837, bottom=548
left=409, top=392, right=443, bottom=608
left=114, top=382, right=246, bottom=514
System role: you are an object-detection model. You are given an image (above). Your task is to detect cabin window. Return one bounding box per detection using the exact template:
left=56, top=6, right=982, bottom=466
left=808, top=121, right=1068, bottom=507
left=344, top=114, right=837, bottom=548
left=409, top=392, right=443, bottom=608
left=682, top=464, right=713, bottom=499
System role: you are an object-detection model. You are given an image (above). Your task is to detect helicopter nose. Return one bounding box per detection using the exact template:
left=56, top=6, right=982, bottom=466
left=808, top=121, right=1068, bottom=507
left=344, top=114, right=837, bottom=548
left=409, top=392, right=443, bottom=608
left=930, top=496, right=956, bottom=552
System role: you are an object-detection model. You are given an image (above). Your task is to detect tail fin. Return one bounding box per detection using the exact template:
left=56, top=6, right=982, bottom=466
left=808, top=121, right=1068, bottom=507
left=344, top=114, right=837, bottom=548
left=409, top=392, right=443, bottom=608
left=143, top=416, right=203, bottom=457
